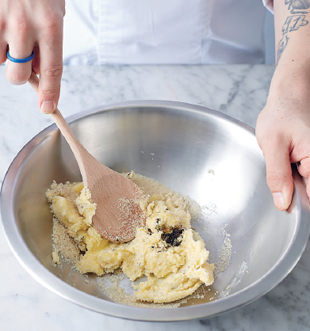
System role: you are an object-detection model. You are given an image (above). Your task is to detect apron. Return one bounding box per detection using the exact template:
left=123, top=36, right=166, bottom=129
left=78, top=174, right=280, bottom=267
left=63, top=0, right=267, bottom=65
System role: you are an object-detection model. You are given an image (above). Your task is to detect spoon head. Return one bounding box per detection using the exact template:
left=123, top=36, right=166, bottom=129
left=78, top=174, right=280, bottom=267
left=87, top=172, right=146, bottom=242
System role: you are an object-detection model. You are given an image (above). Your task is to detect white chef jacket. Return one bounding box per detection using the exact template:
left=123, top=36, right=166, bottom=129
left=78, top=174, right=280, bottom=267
left=63, top=0, right=272, bottom=65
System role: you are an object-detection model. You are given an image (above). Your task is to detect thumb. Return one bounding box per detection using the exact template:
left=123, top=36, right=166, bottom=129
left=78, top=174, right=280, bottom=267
left=259, top=137, right=294, bottom=211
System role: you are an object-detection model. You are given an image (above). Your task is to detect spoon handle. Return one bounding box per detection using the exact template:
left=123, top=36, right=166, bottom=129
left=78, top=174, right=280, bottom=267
left=28, top=72, right=91, bottom=179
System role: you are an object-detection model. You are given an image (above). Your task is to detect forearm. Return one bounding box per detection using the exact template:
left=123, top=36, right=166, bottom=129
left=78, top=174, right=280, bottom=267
left=256, top=1, right=310, bottom=210
left=274, top=0, right=310, bottom=66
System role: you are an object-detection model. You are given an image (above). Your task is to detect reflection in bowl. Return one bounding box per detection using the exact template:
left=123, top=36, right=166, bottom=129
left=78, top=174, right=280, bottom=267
left=1, top=101, right=310, bottom=321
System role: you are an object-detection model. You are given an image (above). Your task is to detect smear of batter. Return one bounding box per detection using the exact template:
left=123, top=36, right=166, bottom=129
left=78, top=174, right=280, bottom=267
left=46, top=171, right=214, bottom=304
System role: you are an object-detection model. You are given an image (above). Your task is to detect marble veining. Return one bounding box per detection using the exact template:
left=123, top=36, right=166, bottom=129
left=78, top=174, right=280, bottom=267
left=0, top=65, right=309, bottom=331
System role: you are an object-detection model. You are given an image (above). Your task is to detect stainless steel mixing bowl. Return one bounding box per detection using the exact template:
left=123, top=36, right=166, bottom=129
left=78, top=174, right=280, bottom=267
left=1, top=101, right=310, bottom=321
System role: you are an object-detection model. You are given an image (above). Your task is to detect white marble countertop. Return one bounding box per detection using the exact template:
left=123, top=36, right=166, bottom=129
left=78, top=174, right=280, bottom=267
left=0, top=65, right=309, bottom=331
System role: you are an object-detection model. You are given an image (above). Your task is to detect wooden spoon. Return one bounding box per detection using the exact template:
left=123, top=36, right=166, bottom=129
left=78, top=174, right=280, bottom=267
left=28, top=72, right=145, bottom=242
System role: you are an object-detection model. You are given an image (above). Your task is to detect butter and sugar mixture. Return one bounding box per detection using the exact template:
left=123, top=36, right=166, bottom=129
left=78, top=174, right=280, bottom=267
left=46, top=171, right=214, bottom=304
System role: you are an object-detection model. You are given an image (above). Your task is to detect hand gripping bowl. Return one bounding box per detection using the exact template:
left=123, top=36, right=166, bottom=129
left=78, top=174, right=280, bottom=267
left=1, top=101, right=310, bottom=321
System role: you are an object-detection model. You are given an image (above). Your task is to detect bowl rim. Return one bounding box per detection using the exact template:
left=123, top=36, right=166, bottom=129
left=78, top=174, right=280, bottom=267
left=1, top=100, right=310, bottom=321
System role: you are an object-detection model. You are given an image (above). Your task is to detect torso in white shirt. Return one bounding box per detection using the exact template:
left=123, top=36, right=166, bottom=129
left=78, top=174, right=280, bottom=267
left=63, top=0, right=269, bottom=65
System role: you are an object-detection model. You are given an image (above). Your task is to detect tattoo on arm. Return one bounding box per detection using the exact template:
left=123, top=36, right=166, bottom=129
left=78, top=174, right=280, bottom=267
left=276, top=0, right=310, bottom=64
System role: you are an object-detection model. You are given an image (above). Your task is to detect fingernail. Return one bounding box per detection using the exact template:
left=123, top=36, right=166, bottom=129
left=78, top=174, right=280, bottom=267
left=41, top=101, right=55, bottom=114
left=273, top=192, right=285, bottom=210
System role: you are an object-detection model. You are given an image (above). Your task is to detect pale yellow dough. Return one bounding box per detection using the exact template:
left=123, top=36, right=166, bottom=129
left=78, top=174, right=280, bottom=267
left=46, top=172, right=214, bottom=304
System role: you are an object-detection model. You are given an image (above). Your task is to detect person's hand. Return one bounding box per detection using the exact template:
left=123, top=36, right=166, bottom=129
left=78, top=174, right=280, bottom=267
left=256, top=63, right=310, bottom=210
left=0, top=0, right=65, bottom=113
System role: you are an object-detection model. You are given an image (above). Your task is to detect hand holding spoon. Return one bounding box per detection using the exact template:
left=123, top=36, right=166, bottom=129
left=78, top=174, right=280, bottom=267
left=28, top=72, right=145, bottom=242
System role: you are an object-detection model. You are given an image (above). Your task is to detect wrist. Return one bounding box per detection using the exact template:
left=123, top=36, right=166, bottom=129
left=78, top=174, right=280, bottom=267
left=269, top=59, right=310, bottom=104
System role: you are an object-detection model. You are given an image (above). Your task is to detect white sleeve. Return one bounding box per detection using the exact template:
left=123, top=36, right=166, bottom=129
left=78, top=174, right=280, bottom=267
left=262, top=0, right=274, bottom=13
